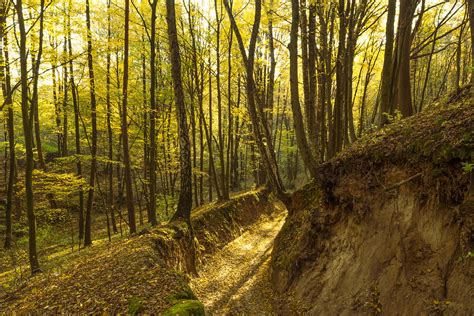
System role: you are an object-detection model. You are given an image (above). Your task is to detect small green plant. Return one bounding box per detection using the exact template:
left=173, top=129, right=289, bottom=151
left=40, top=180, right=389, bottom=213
left=464, top=251, right=474, bottom=259
left=382, top=110, right=402, bottom=124
left=461, top=162, right=473, bottom=173
left=128, top=296, right=144, bottom=315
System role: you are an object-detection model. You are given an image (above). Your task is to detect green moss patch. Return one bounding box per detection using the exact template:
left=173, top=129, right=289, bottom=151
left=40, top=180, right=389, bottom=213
left=163, top=299, right=205, bottom=316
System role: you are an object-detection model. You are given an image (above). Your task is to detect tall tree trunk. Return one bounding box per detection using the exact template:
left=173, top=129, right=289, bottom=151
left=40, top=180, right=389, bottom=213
left=226, top=9, right=234, bottom=196
left=231, top=76, right=242, bottom=190
left=199, top=81, right=204, bottom=204
left=214, top=0, right=228, bottom=200
left=186, top=2, right=199, bottom=206
left=307, top=4, right=318, bottom=153
left=316, top=6, right=329, bottom=160
left=122, top=0, right=136, bottom=234
left=166, top=0, right=196, bottom=275
left=84, top=0, right=98, bottom=246
left=15, top=0, right=41, bottom=273
left=289, top=0, right=318, bottom=178
left=326, top=8, right=336, bottom=159
left=68, top=23, right=84, bottom=242
left=300, top=0, right=318, bottom=153
left=379, top=0, right=396, bottom=126
left=206, top=52, right=222, bottom=201
left=61, top=21, right=68, bottom=156
left=30, top=0, right=57, bottom=209
left=267, top=1, right=276, bottom=129
left=139, top=36, right=149, bottom=224
left=334, top=0, right=346, bottom=153
left=31, top=0, right=46, bottom=171
left=208, top=61, right=214, bottom=202
left=395, top=0, right=416, bottom=117
left=345, top=6, right=357, bottom=144
left=148, top=0, right=159, bottom=226
left=468, top=0, right=474, bottom=87
left=300, top=0, right=311, bottom=135
left=0, top=2, right=13, bottom=249
left=67, top=0, right=85, bottom=240
left=166, top=0, right=193, bottom=223
left=51, top=56, right=62, bottom=156
left=106, top=0, right=118, bottom=232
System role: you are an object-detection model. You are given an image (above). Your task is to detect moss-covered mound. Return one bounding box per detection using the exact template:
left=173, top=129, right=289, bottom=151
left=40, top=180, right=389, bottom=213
left=163, top=299, right=205, bottom=316
left=163, top=283, right=205, bottom=316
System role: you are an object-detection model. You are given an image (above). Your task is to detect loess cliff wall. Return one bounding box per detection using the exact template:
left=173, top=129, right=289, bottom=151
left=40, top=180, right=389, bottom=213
left=271, top=87, right=474, bottom=314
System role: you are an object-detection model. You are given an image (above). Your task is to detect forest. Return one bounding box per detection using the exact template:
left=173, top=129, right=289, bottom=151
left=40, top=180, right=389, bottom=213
left=0, top=0, right=473, bottom=313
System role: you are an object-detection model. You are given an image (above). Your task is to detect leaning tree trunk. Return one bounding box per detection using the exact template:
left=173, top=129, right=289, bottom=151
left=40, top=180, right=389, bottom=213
left=223, top=0, right=288, bottom=203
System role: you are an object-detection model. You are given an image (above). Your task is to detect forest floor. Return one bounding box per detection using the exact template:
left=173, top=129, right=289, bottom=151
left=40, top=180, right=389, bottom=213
left=0, top=213, right=113, bottom=280
left=190, top=204, right=286, bottom=315
left=1, top=192, right=284, bottom=313
left=0, top=210, right=164, bottom=309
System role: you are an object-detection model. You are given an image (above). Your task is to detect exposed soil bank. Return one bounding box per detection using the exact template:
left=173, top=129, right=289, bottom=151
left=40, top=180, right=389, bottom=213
left=272, top=87, right=474, bottom=314
left=152, top=188, right=274, bottom=273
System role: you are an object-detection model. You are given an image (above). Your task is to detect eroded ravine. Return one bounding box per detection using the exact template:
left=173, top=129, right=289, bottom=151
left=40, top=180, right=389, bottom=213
left=190, top=203, right=286, bottom=315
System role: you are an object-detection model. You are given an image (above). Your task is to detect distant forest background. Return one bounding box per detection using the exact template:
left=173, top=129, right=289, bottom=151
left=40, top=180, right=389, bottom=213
left=0, top=0, right=472, bottom=274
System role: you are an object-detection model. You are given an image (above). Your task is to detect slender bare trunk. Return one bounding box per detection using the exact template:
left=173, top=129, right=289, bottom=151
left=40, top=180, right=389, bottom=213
left=121, top=0, right=136, bottom=234
left=84, top=0, right=98, bottom=246
left=15, top=0, right=41, bottom=273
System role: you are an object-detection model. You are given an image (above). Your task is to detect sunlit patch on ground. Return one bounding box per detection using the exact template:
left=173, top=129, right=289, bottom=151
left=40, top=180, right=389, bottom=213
left=190, top=204, right=287, bottom=315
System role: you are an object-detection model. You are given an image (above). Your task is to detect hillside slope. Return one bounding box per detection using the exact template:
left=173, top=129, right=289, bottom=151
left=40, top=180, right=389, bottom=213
left=1, top=190, right=275, bottom=313
left=271, top=87, right=474, bottom=314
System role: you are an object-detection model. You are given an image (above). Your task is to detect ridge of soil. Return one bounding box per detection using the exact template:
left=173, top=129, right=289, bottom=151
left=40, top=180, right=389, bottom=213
left=1, top=189, right=275, bottom=313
